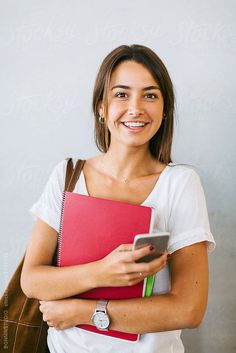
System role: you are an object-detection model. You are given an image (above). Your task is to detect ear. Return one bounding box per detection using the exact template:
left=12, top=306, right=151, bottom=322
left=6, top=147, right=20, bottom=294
left=98, top=103, right=104, bottom=117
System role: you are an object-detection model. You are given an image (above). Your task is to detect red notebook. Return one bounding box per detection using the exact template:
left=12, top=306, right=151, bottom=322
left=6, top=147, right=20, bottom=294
left=57, top=192, right=155, bottom=341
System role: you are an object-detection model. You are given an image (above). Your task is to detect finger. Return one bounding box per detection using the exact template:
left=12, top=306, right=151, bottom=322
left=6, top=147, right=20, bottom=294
left=151, top=252, right=168, bottom=263
left=42, top=314, right=48, bottom=322
left=131, top=244, right=153, bottom=262
left=39, top=303, right=45, bottom=313
left=128, top=271, right=147, bottom=280
left=126, top=252, right=168, bottom=274
left=148, top=253, right=168, bottom=273
left=121, top=272, right=148, bottom=286
left=114, top=244, right=133, bottom=252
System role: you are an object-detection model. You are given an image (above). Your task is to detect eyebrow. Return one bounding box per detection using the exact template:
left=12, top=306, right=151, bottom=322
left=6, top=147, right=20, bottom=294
left=111, top=85, right=161, bottom=91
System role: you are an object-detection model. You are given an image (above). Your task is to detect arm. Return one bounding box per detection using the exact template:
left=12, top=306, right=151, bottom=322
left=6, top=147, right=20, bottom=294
left=107, top=241, right=209, bottom=332
left=39, top=241, right=208, bottom=332
left=21, top=218, right=97, bottom=300
left=21, top=218, right=168, bottom=300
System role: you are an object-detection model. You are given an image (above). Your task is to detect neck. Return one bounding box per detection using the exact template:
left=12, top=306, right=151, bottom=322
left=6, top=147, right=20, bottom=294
left=101, top=143, right=157, bottom=180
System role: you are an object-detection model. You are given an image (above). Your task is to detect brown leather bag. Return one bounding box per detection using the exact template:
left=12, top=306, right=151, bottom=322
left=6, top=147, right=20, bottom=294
left=0, top=158, right=86, bottom=353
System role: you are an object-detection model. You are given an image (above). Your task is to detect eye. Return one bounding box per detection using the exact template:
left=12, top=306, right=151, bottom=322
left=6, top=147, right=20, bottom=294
left=115, top=92, right=128, bottom=98
left=145, top=93, right=158, bottom=99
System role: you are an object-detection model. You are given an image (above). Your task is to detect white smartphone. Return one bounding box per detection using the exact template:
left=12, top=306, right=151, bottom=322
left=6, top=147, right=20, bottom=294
left=133, top=232, right=170, bottom=263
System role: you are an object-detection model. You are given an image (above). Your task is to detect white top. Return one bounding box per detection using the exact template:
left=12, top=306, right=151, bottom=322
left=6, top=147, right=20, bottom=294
left=29, top=158, right=216, bottom=353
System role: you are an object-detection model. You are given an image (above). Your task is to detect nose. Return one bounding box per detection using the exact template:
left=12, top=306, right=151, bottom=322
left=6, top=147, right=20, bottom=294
left=128, top=109, right=144, bottom=117
left=128, top=97, right=144, bottom=117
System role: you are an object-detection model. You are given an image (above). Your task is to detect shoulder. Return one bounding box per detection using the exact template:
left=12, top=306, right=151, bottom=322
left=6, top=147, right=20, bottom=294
left=52, top=158, right=68, bottom=173
left=165, top=163, right=203, bottom=196
left=48, top=158, right=68, bottom=181
left=50, top=157, right=82, bottom=175
left=47, top=157, right=78, bottom=186
left=167, top=163, right=200, bottom=180
left=49, top=156, right=90, bottom=185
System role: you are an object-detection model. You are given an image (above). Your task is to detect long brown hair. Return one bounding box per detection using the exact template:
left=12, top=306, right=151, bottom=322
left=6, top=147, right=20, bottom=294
left=92, top=44, right=175, bottom=163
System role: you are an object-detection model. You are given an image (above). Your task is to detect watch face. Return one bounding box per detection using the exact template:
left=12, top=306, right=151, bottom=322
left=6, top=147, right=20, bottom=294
left=92, top=312, right=110, bottom=330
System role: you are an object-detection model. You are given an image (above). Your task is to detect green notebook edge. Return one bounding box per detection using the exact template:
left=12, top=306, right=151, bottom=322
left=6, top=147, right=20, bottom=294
left=145, top=275, right=155, bottom=297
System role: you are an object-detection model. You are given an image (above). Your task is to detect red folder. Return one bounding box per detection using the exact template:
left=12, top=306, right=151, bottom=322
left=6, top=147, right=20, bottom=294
left=58, top=192, right=154, bottom=341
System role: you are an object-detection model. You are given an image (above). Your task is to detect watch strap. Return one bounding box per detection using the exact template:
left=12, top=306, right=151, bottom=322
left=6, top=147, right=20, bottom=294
left=96, top=299, right=108, bottom=313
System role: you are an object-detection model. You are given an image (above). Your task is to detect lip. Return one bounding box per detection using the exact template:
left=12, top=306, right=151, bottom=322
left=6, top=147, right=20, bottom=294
left=121, top=121, right=150, bottom=124
left=120, top=121, right=150, bottom=132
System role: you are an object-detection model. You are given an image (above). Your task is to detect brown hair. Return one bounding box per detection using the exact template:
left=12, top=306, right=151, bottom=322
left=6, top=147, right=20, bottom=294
left=92, top=44, right=175, bottom=163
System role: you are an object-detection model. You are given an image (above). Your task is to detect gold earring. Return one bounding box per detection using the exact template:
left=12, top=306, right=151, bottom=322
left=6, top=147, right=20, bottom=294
left=99, top=115, right=105, bottom=124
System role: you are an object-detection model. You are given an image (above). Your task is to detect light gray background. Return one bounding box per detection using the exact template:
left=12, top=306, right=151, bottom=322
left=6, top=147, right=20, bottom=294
left=0, top=1, right=235, bottom=352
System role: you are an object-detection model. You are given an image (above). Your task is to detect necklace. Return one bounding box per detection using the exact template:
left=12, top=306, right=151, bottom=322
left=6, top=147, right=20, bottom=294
left=99, top=160, right=161, bottom=184
left=99, top=160, right=140, bottom=184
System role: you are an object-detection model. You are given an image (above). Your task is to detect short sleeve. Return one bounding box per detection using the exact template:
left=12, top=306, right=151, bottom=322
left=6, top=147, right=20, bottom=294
left=167, top=168, right=216, bottom=254
left=28, top=159, right=67, bottom=232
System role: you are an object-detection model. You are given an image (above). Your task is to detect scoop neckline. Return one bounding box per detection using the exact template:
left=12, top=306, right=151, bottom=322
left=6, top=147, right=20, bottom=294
left=80, top=163, right=172, bottom=206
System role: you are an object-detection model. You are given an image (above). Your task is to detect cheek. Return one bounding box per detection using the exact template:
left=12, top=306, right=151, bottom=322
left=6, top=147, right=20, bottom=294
left=149, top=103, right=164, bottom=116
left=108, top=101, right=125, bottom=118
left=107, top=104, right=125, bottom=129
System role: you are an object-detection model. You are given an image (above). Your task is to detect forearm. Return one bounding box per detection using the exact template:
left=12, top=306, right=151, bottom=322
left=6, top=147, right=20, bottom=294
left=41, top=243, right=208, bottom=333
left=80, top=293, right=203, bottom=334
left=21, top=245, right=165, bottom=301
left=21, top=262, right=98, bottom=300
left=107, top=294, right=199, bottom=333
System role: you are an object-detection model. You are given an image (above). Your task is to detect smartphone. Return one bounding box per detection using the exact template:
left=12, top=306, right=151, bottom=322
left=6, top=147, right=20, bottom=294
left=133, top=232, right=170, bottom=263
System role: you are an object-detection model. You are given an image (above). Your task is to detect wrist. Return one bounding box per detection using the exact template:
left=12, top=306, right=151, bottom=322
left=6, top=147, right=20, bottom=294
left=79, top=261, right=101, bottom=290
left=75, top=299, right=97, bottom=326
left=89, top=259, right=104, bottom=288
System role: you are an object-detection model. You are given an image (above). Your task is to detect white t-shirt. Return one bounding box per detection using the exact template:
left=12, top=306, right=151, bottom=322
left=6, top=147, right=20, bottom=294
left=29, top=158, right=216, bottom=353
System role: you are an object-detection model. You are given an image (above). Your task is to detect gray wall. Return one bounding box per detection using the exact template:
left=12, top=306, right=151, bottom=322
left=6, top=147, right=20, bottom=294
left=0, top=0, right=235, bottom=351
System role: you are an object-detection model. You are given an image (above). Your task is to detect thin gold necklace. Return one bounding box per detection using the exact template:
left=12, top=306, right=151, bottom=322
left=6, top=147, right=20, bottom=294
left=99, top=160, right=160, bottom=184
left=100, top=161, right=133, bottom=184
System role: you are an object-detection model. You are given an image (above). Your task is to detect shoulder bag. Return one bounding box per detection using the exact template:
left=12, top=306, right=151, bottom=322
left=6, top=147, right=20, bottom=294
left=0, top=158, right=86, bottom=353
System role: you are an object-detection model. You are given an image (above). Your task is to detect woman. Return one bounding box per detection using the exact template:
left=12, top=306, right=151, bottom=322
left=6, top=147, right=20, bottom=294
left=21, top=44, right=215, bottom=353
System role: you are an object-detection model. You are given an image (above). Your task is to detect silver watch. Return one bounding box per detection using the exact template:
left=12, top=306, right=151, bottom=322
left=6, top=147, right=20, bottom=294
left=91, top=299, right=110, bottom=331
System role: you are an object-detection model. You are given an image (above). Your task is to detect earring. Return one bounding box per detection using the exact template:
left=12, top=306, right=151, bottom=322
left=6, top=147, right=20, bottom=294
left=99, top=115, right=105, bottom=124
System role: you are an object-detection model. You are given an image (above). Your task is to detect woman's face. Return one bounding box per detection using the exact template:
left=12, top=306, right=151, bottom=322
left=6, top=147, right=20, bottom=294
left=101, top=60, right=164, bottom=150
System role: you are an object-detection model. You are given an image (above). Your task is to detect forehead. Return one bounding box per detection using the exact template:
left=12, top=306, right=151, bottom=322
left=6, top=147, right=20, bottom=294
left=109, top=60, right=158, bottom=88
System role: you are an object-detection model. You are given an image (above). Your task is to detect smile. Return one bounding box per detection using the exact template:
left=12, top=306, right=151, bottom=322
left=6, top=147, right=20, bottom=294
left=121, top=121, right=149, bottom=129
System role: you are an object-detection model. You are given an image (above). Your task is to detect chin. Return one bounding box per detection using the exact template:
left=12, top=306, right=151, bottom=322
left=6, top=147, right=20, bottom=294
left=122, top=140, right=150, bottom=148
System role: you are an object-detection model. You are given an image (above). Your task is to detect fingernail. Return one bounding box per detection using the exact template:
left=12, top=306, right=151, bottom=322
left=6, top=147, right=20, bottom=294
left=149, top=245, right=155, bottom=251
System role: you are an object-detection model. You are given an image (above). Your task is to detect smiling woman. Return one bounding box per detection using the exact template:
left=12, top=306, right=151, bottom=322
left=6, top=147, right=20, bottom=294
left=103, top=61, right=165, bottom=148
left=21, top=44, right=215, bottom=353
left=93, top=45, right=174, bottom=163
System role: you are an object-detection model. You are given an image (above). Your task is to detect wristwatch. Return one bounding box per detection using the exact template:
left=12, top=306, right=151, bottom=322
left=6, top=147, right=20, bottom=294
left=91, top=299, right=110, bottom=331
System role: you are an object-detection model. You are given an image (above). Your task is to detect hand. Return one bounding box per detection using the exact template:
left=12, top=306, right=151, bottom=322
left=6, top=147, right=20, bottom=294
left=39, top=298, right=82, bottom=330
left=95, top=244, right=168, bottom=288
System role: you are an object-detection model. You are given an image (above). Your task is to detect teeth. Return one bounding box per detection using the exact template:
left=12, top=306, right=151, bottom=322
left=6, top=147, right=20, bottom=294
left=123, top=122, right=146, bottom=127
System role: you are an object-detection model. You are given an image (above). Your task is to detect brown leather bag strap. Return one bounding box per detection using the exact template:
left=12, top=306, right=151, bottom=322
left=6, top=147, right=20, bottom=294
left=64, top=157, right=74, bottom=191
left=65, top=157, right=86, bottom=192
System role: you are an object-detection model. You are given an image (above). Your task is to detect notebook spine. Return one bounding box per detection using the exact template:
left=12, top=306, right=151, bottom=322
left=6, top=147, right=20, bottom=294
left=57, top=190, right=67, bottom=266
